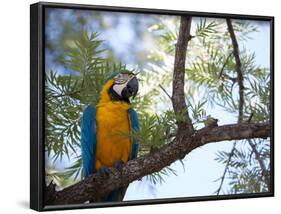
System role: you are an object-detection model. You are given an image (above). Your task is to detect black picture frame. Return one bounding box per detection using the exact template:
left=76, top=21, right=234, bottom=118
left=30, top=1, right=274, bottom=211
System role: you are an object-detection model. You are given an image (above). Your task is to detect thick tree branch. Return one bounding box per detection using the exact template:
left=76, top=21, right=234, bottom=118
left=172, top=16, right=194, bottom=135
left=48, top=122, right=270, bottom=205
left=226, top=19, right=244, bottom=123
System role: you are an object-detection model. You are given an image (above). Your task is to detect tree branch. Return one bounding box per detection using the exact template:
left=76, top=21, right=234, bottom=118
left=247, top=139, right=271, bottom=191
left=215, top=19, right=245, bottom=194
left=48, top=122, right=270, bottom=205
left=159, top=84, right=172, bottom=100
left=218, top=52, right=233, bottom=79
left=172, top=16, right=194, bottom=135
left=226, top=19, right=244, bottom=123
left=215, top=141, right=237, bottom=195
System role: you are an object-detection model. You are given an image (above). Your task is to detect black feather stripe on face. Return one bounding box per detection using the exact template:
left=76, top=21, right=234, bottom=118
left=108, top=86, right=130, bottom=103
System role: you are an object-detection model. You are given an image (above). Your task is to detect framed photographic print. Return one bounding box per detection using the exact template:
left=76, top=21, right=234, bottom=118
left=30, top=1, right=274, bottom=211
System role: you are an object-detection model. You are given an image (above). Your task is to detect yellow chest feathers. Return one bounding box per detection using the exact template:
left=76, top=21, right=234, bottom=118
left=95, top=99, right=132, bottom=170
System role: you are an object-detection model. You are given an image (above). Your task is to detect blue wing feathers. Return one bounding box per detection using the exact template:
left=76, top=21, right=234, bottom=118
left=81, top=105, right=97, bottom=177
left=128, top=108, right=140, bottom=160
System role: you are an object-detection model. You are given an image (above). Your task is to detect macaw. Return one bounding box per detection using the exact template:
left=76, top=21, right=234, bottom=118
left=80, top=71, right=140, bottom=202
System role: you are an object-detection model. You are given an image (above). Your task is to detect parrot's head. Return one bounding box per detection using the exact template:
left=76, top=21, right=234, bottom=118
left=109, top=72, right=139, bottom=102
left=99, top=71, right=139, bottom=104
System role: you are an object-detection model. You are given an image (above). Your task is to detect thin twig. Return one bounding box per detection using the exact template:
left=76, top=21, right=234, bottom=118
left=247, top=139, right=271, bottom=191
left=216, top=141, right=237, bottom=195
left=159, top=84, right=172, bottom=100
left=221, top=73, right=237, bottom=83
left=218, top=52, right=233, bottom=79
left=52, top=90, right=81, bottom=98
left=247, top=113, right=254, bottom=123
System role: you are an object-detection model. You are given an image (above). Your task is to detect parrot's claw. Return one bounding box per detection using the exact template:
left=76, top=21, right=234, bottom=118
left=114, top=160, right=125, bottom=171
left=98, top=167, right=110, bottom=178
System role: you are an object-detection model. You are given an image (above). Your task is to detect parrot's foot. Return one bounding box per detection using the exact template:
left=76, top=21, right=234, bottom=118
left=114, top=160, right=125, bottom=172
left=98, top=166, right=110, bottom=178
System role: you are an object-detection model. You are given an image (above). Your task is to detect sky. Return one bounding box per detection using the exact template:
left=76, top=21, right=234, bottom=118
left=45, top=8, right=271, bottom=201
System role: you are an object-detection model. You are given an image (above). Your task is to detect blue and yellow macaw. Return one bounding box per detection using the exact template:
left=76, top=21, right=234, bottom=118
left=80, top=71, right=140, bottom=202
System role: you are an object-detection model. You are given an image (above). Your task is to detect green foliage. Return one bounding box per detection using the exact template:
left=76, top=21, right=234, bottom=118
left=45, top=70, right=82, bottom=161
left=244, top=68, right=270, bottom=122
left=63, top=32, right=105, bottom=74
left=147, top=166, right=177, bottom=185
left=160, top=31, right=178, bottom=54
left=195, top=19, right=218, bottom=38
left=188, top=99, right=207, bottom=126
left=232, top=20, right=258, bottom=41
left=59, top=157, right=84, bottom=182
left=149, top=17, right=180, bottom=55
left=215, top=140, right=270, bottom=194
left=131, top=110, right=177, bottom=155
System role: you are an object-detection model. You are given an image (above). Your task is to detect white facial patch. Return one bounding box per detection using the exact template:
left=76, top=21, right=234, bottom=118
left=112, top=74, right=135, bottom=96
left=112, top=82, right=127, bottom=96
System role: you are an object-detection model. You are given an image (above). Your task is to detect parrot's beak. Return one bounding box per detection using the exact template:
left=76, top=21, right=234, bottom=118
left=122, top=76, right=139, bottom=100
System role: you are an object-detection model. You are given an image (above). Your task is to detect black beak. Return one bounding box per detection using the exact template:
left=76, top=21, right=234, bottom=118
left=121, top=76, right=139, bottom=99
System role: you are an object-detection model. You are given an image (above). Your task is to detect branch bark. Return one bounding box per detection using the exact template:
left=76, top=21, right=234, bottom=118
left=226, top=18, right=244, bottom=123
left=172, top=16, right=194, bottom=135
left=48, top=122, right=270, bottom=205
